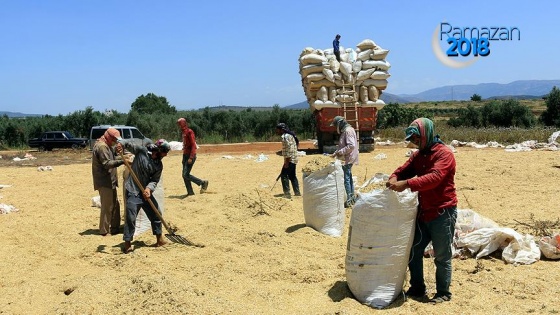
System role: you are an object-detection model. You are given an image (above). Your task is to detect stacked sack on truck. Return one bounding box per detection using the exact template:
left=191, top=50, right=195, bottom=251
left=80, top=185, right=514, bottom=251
left=298, top=39, right=390, bottom=110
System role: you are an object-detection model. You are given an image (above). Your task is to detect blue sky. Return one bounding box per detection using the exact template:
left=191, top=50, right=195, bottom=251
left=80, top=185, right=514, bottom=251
left=1, top=0, right=558, bottom=115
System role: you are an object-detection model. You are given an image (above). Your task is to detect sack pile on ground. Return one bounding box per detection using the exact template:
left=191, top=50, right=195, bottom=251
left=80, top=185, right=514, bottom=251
left=298, top=39, right=390, bottom=108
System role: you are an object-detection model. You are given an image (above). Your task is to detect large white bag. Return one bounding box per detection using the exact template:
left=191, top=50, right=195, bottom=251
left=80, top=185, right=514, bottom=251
left=346, top=174, right=418, bottom=309
left=302, top=160, right=345, bottom=237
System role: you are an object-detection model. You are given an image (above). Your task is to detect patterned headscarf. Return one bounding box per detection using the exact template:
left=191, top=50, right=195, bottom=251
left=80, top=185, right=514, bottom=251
left=405, top=118, right=443, bottom=151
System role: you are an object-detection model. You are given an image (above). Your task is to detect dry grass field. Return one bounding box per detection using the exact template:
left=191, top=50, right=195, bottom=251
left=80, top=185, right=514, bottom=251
left=1, top=141, right=559, bottom=314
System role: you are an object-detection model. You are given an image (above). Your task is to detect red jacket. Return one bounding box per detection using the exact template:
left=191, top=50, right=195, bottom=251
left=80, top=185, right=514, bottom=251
left=390, top=143, right=457, bottom=222
left=181, top=127, right=197, bottom=159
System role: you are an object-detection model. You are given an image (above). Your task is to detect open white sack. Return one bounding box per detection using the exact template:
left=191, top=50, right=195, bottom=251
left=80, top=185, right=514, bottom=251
left=457, top=227, right=541, bottom=264
left=302, top=160, right=345, bottom=237
left=346, top=174, right=418, bottom=309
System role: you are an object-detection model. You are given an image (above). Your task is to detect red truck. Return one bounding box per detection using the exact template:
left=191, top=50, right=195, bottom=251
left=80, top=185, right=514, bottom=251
left=313, top=101, right=381, bottom=153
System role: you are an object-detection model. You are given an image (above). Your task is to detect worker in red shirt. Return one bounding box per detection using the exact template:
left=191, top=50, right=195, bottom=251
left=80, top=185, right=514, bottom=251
left=386, top=117, right=457, bottom=304
left=177, top=118, right=209, bottom=196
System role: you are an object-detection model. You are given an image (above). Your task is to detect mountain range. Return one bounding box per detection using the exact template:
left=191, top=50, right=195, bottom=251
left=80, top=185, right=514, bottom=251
left=2, top=80, right=558, bottom=116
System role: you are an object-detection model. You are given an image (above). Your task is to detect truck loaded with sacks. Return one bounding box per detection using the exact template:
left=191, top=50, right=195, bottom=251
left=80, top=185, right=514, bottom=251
left=298, top=38, right=390, bottom=153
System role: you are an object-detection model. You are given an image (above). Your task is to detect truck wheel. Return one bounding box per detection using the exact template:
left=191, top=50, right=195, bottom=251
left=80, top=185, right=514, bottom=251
left=38, top=145, right=46, bottom=152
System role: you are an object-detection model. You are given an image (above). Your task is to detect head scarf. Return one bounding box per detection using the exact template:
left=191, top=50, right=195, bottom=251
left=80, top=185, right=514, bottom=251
left=405, top=118, right=443, bottom=151
left=98, top=128, right=121, bottom=145
left=155, top=138, right=171, bottom=153
left=330, top=116, right=349, bottom=134
left=177, top=117, right=188, bottom=131
left=276, top=123, right=299, bottom=147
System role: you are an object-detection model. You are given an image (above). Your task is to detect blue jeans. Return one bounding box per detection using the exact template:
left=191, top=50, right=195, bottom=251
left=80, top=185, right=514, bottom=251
left=408, top=207, right=457, bottom=297
left=123, top=191, right=163, bottom=242
left=182, top=154, right=202, bottom=195
left=342, top=163, right=354, bottom=202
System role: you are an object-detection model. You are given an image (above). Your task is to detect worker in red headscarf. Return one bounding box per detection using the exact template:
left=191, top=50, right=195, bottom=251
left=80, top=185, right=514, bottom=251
left=177, top=118, right=209, bottom=196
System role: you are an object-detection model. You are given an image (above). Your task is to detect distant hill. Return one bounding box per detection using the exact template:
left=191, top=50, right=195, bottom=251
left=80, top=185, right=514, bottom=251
left=486, top=95, right=544, bottom=100
left=0, top=111, right=42, bottom=118
left=399, top=80, right=560, bottom=102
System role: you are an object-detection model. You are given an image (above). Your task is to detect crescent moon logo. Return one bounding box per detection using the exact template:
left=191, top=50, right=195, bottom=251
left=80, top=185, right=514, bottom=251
left=432, top=24, right=478, bottom=68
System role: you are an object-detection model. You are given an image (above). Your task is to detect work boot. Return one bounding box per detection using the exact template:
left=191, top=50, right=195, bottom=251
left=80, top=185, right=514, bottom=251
left=200, top=180, right=209, bottom=194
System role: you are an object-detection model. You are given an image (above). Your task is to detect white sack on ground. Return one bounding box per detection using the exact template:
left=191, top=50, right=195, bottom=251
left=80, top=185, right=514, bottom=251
left=455, top=209, right=499, bottom=234
left=346, top=174, right=418, bottom=309
left=457, top=227, right=541, bottom=265
left=538, top=234, right=560, bottom=259
left=302, top=160, right=345, bottom=237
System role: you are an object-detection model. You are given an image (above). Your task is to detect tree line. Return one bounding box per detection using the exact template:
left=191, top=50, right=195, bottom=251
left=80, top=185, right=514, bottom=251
left=1, top=87, right=559, bottom=150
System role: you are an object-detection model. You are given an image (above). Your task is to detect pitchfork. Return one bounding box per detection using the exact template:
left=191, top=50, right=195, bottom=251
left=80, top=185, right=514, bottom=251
left=119, top=150, right=204, bottom=247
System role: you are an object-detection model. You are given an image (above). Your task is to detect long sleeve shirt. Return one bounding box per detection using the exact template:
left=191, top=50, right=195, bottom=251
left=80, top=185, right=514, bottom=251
left=181, top=127, right=197, bottom=159
left=389, top=143, right=457, bottom=222
left=335, top=126, right=359, bottom=165
left=122, top=140, right=163, bottom=196
left=333, top=39, right=340, bottom=52
left=281, top=133, right=299, bottom=164
left=92, top=141, right=123, bottom=190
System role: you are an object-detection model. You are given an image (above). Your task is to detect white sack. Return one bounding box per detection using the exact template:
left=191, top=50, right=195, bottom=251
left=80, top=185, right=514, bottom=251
left=346, top=173, right=418, bottom=309
left=356, top=39, right=377, bottom=50
left=538, top=235, right=560, bottom=259
left=339, top=62, right=353, bottom=77
left=457, top=227, right=541, bottom=264
left=302, top=160, right=345, bottom=237
left=123, top=168, right=166, bottom=236
left=92, top=195, right=101, bottom=208
left=371, top=48, right=390, bottom=60
left=300, top=53, right=327, bottom=65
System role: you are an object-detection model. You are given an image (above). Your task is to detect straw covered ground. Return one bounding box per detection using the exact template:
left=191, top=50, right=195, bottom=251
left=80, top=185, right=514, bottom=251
left=1, top=141, right=559, bottom=314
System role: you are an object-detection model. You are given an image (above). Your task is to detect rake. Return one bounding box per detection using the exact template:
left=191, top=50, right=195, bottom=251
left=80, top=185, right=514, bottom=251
left=270, top=172, right=282, bottom=192
left=120, top=151, right=204, bottom=247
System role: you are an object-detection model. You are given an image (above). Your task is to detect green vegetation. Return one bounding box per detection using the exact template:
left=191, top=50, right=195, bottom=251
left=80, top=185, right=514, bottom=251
left=1, top=88, right=559, bottom=150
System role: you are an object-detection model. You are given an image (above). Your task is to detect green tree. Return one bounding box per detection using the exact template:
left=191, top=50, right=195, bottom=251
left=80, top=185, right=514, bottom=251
left=470, top=94, right=482, bottom=102
left=540, top=86, right=560, bottom=127
left=130, top=93, right=177, bottom=115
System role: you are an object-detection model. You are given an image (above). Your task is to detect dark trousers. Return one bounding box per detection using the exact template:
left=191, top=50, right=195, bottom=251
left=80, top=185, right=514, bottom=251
left=334, top=50, right=341, bottom=62
left=123, top=191, right=162, bottom=242
left=281, top=162, right=300, bottom=196
left=182, top=154, right=202, bottom=195
left=409, top=207, right=457, bottom=297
